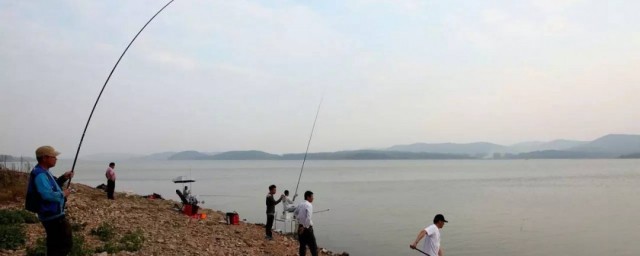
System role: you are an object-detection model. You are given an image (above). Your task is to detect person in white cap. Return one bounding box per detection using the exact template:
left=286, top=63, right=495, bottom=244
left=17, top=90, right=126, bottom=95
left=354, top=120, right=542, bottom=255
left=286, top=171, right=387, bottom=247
left=25, top=145, right=74, bottom=256
left=410, top=214, right=448, bottom=256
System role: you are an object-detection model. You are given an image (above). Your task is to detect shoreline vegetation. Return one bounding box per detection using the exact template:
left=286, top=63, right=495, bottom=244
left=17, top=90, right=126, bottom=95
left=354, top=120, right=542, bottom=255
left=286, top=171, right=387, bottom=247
left=0, top=168, right=348, bottom=256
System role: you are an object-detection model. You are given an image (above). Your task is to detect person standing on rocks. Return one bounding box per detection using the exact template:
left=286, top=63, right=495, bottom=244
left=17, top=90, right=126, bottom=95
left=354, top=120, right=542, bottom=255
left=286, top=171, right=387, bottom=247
left=265, top=184, right=284, bottom=240
left=105, top=162, right=116, bottom=199
left=25, top=146, right=74, bottom=256
left=294, top=190, right=317, bottom=256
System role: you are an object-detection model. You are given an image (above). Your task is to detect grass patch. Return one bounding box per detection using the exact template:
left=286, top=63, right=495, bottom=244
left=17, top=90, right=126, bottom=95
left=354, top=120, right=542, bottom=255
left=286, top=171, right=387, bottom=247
left=0, top=209, right=37, bottom=250
left=16, top=209, right=39, bottom=223
left=120, top=229, right=145, bottom=252
left=90, top=222, right=115, bottom=242
left=0, top=224, right=26, bottom=250
left=91, top=227, right=145, bottom=253
left=0, top=209, right=39, bottom=225
left=70, top=221, right=86, bottom=232
left=26, top=237, right=46, bottom=256
left=0, top=209, right=24, bottom=225
left=26, top=234, right=93, bottom=256
left=69, top=234, right=93, bottom=256
left=90, top=222, right=145, bottom=253
left=96, top=241, right=120, bottom=254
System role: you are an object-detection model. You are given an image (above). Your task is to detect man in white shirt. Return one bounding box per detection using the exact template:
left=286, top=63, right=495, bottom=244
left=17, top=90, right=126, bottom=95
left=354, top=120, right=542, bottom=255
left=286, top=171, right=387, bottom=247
left=410, top=214, right=448, bottom=256
left=282, top=190, right=297, bottom=213
left=294, top=191, right=317, bottom=256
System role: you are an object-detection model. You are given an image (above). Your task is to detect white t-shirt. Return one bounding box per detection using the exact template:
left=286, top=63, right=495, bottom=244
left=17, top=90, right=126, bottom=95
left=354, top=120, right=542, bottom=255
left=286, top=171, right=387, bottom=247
left=422, top=224, right=441, bottom=256
left=294, top=200, right=313, bottom=228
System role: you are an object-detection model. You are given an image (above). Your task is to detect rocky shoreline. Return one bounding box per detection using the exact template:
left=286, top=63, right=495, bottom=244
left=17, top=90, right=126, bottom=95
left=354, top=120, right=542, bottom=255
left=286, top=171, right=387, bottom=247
left=0, top=169, right=347, bottom=256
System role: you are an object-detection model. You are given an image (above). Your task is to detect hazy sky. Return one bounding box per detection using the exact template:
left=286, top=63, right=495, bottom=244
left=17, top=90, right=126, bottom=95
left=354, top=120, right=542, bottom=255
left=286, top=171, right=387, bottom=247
left=2, top=0, right=639, bottom=157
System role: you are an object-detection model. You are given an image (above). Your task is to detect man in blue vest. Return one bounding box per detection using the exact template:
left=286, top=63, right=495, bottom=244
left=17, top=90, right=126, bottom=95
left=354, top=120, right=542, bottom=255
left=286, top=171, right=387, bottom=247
left=26, top=146, right=74, bottom=256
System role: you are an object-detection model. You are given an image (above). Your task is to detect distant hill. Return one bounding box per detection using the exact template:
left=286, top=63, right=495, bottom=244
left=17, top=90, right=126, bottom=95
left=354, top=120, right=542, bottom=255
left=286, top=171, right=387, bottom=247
left=569, top=134, right=640, bottom=156
left=168, top=151, right=209, bottom=160
left=620, top=153, right=640, bottom=159
left=505, top=150, right=608, bottom=159
left=386, top=135, right=637, bottom=158
left=208, top=150, right=280, bottom=160
left=139, top=152, right=177, bottom=160
left=387, top=142, right=507, bottom=157
left=509, top=140, right=587, bottom=153
left=283, top=150, right=474, bottom=160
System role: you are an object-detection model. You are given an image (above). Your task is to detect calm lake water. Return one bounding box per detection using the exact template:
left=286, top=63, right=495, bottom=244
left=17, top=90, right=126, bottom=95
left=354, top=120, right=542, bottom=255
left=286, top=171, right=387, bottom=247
left=43, top=159, right=640, bottom=255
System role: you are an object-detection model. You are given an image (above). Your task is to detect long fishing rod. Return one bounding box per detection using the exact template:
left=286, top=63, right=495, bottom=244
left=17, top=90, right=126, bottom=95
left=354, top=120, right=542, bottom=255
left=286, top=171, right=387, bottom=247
left=67, top=0, right=175, bottom=187
left=293, top=95, right=324, bottom=199
left=199, top=194, right=253, bottom=198
left=313, top=208, right=330, bottom=214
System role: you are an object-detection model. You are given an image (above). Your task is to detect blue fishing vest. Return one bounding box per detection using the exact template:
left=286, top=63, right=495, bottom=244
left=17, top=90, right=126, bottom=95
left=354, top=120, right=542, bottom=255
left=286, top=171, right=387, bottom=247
left=26, top=165, right=64, bottom=221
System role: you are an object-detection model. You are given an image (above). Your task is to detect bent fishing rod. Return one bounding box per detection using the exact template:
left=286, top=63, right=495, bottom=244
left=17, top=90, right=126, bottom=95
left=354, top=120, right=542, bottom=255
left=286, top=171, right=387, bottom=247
left=293, top=95, right=324, bottom=199
left=67, top=0, right=175, bottom=187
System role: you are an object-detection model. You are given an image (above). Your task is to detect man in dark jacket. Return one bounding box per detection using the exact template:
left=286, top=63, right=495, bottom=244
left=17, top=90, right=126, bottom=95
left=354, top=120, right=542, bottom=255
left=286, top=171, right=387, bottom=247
left=265, top=184, right=284, bottom=240
left=26, top=146, right=74, bottom=256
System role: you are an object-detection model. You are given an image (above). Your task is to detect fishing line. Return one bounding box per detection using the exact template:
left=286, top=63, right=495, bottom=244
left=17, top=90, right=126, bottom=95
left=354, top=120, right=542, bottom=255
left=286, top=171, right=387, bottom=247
left=67, top=0, right=175, bottom=187
left=293, top=95, right=324, bottom=198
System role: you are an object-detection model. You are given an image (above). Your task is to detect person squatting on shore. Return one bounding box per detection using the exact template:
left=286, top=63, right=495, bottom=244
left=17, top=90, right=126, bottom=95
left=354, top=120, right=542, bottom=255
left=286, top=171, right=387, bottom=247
left=410, top=214, right=448, bottom=256
left=265, top=184, right=284, bottom=240
left=295, top=190, right=318, bottom=256
left=26, top=146, right=74, bottom=256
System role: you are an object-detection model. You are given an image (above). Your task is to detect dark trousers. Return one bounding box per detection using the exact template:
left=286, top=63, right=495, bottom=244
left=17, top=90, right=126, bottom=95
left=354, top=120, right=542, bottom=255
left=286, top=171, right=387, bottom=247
left=266, top=214, right=275, bottom=237
left=107, top=180, right=115, bottom=199
left=264, top=214, right=276, bottom=237
left=299, top=226, right=318, bottom=256
left=42, top=216, right=73, bottom=256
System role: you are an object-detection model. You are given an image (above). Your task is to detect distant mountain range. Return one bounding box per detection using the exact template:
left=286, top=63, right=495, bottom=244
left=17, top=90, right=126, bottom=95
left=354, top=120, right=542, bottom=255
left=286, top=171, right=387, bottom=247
left=7, top=133, right=632, bottom=161
left=387, top=142, right=508, bottom=156
left=388, top=134, right=640, bottom=159
left=620, top=153, right=640, bottom=159
left=570, top=134, right=640, bottom=156
left=387, top=139, right=588, bottom=155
